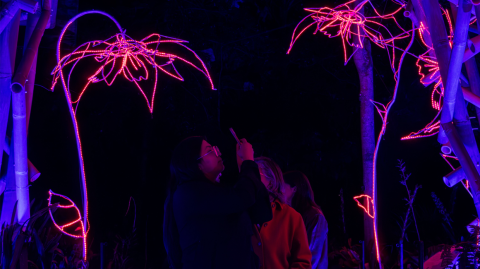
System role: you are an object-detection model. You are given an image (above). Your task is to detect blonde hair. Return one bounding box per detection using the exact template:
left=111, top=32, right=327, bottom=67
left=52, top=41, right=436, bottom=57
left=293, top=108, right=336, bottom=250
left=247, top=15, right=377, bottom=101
left=254, top=157, right=285, bottom=203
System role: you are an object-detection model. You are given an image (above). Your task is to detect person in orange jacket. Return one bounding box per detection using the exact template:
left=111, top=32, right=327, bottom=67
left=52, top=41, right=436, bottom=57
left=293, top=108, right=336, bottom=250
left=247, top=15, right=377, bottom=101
left=284, top=171, right=328, bottom=269
left=250, top=156, right=312, bottom=269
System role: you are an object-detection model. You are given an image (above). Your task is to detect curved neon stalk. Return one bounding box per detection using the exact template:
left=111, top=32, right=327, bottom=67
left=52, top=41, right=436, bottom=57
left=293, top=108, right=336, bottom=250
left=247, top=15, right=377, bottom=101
left=369, top=23, right=415, bottom=267
left=54, top=11, right=120, bottom=260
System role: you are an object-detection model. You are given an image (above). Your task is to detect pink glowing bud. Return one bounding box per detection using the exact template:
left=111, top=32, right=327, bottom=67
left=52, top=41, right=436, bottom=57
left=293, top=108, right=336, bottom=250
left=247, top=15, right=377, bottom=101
left=48, top=190, right=87, bottom=261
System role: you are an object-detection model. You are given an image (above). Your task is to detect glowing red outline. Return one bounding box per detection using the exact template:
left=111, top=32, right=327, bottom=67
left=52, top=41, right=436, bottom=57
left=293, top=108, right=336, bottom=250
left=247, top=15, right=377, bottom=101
left=353, top=194, right=374, bottom=218
left=47, top=190, right=87, bottom=263
left=287, top=0, right=410, bottom=65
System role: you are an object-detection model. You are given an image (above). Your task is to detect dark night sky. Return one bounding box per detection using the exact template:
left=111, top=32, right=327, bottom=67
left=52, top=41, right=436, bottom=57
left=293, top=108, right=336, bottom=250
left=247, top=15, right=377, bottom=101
left=18, top=0, right=480, bottom=267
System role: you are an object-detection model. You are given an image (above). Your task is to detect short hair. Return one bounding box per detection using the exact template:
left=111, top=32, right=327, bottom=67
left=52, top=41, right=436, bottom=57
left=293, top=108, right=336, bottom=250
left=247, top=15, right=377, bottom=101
left=254, top=156, right=285, bottom=203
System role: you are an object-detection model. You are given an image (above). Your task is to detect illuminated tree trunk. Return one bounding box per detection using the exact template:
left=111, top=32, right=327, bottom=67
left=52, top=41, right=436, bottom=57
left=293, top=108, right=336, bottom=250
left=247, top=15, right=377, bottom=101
left=350, top=0, right=376, bottom=266
left=0, top=11, right=21, bottom=225
left=353, top=38, right=376, bottom=268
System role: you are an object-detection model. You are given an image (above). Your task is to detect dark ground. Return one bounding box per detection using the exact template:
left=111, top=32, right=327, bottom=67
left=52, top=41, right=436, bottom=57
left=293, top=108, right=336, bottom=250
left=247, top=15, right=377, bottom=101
left=13, top=0, right=480, bottom=267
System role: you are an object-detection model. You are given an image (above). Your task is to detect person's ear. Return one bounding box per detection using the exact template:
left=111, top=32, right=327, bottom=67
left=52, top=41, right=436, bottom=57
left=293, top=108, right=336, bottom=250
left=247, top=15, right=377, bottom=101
left=198, top=162, right=204, bottom=173
left=292, top=186, right=297, bottom=193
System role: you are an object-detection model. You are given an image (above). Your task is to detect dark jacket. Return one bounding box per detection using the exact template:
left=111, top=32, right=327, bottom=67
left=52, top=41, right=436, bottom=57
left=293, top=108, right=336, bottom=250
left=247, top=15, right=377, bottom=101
left=172, top=160, right=272, bottom=269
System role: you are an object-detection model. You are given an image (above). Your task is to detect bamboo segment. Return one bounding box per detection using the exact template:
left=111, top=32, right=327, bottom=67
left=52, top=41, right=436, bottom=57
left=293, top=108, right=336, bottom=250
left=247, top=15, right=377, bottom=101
left=442, top=122, right=480, bottom=206
left=0, top=12, right=18, bottom=180
left=441, top=0, right=471, bottom=123
left=11, top=0, right=51, bottom=93
left=0, top=0, right=38, bottom=35
left=10, top=0, right=51, bottom=224
left=0, top=11, right=20, bottom=226
left=423, top=0, right=480, bottom=217
left=463, top=87, right=480, bottom=107
left=443, top=166, right=466, bottom=187
left=3, top=137, right=40, bottom=183
left=11, top=89, right=29, bottom=224
left=23, top=8, right=41, bottom=131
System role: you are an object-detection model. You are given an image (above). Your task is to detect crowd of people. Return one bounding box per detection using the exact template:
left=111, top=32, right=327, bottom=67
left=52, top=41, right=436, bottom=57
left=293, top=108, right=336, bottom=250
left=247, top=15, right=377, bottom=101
left=163, top=137, right=328, bottom=269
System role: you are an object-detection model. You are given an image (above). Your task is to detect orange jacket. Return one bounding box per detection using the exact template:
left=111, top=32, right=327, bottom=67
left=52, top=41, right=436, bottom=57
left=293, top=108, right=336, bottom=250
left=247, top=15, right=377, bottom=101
left=251, top=199, right=312, bottom=269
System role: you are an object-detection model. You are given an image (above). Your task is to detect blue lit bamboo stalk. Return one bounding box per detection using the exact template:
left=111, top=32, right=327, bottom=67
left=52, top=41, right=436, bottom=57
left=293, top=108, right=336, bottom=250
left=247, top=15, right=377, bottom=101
left=0, top=11, right=20, bottom=226
left=422, top=0, right=480, bottom=214
left=10, top=0, right=51, bottom=224
left=440, top=0, right=471, bottom=124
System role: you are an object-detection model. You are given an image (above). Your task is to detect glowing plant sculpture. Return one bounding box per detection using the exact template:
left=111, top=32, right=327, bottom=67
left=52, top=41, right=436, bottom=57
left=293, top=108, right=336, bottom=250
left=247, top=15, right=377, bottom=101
left=51, top=33, right=215, bottom=113
left=50, top=11, right=215, bottom=261
left=288, top=0, right=416, bottom=265
left=287, top=0, right=410, bottom=65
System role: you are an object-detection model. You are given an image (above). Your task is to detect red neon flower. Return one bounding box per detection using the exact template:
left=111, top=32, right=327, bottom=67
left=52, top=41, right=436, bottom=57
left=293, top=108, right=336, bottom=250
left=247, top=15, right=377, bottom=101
left=287, top=0, right=409, bottom=65
left=51, top=33, right=215, bottom=113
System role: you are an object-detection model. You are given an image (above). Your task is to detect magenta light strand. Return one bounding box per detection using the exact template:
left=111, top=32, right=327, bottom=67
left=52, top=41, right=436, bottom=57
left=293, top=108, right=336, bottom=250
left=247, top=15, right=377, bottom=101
left=370, top=21, right=415, bottom=267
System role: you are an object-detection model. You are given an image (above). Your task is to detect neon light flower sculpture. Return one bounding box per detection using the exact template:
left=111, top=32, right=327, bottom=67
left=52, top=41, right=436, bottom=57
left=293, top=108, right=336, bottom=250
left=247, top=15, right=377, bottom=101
left=50, top=11, right=215, bottom=262
left=52, top=32, right=215, bottom=113
left=287, top=0, right=416, bottom=266
left=287, top=0, right=409, bottom=65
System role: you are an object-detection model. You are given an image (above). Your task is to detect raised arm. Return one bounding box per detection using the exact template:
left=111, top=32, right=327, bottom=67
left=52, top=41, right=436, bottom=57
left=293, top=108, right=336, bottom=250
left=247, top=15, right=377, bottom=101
left=174, top=139, right=265, bottom=216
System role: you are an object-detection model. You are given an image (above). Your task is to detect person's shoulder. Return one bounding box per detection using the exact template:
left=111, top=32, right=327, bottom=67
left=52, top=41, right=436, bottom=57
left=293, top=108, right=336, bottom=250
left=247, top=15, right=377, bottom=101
left=306, top=206, right=323, bottom=217
left=303, top=206, right=324, bottom=223
left=282, top=203, right=303, bottom=219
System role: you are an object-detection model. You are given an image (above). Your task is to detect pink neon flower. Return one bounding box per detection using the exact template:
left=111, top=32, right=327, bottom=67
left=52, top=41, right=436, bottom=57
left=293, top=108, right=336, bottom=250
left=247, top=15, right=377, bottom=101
left=287, top=0, right=409, bottom=65
left=402, top=8, right=455, bottom=140
left=52, top=33, right=215, bottom=113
